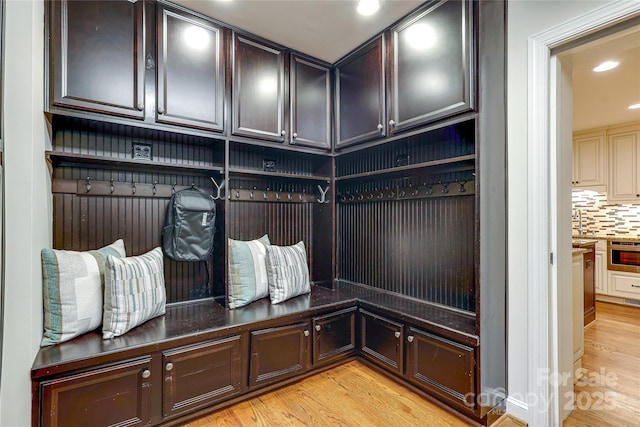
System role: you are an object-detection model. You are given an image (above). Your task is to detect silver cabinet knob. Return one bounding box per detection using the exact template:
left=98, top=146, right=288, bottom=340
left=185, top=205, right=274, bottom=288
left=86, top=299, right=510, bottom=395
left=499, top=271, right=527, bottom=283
left=281, top=130, right=286, bottom=136
left=141, top=369, right=151, bottom=379
left=157, top=106, right=165, bottom=115
left=315, top=324, right=321, bottom=331
left=165, top=362, right=174, bottom=371
left=394, top=331, right=401, bottom=339
left=304, top=330, right=310, bottom=337
left=292, top=133, right=298, bottom=139
left=407, top=336, right=414, bottom=343
left=389, top=120, right=396, bottom=127
left=377, top=123, right=383, bottom=131
left=137, top=103, right=144, bottom=111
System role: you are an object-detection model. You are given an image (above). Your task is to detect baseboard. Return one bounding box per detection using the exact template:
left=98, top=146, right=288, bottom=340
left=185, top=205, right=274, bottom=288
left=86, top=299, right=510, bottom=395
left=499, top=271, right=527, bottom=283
left=505, top=396, right=529, bottom=425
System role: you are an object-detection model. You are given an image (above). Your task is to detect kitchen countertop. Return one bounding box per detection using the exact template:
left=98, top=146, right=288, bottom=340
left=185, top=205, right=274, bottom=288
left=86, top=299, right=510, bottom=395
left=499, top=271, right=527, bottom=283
left=572, top=247, right=591, bottom=256
left=573, top=233, right=640, bottom=242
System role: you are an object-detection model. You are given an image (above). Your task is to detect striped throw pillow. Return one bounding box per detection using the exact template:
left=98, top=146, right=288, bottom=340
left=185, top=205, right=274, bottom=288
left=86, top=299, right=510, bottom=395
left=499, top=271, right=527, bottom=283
left=227, top=235, right=270, bottom=309
left=41, top=239, right=126, bottom=346
left=266, top=241, right=310, bottom=304
left=102, top=247, right=166, bottom=339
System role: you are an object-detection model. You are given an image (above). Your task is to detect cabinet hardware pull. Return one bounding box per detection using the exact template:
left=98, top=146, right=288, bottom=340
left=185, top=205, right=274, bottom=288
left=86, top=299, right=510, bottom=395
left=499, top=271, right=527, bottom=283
left=376, top=123, right=383, bottom=131
left=389, top=120, right=396, bottom=127
left=281, top=130, right=286, bottom=136
left=157, top=106, right=165, bottom=114
left=304, top=330, right=310, bottom=337
left=315, top=325, right=321, bottom=331
left=394, top=331, right=401, bottom=338
left=407, top=336, right=414, bottom=343
left=137, top=103, right=144, bottom=111
left=292, top=133, right=298, bottom=139
left=632, top=284, right=640, bottom=288
left=165, top=363, right=174, bottom=371
left=141, top=369, right=151, bottom=379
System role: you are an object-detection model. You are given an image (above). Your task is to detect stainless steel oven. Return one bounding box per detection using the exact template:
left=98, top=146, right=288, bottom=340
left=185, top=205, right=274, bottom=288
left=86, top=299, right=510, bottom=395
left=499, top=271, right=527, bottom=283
left=608, top=241, right=640, bottom=272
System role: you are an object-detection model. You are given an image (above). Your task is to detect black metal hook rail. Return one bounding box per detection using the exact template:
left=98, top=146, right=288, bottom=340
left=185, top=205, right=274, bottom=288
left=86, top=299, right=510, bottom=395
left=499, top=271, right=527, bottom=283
left=337, top=180, right=475, bottom=203
left=228, top=184, right=330, bottom=204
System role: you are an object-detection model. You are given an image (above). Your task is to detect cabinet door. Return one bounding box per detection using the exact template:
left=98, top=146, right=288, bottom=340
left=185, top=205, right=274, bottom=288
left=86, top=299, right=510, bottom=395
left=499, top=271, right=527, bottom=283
left=405, top=328, right=475, bottom=412
left=232, top=33, right=286, bottom=142
left=162, top=335, right=243, bottom=419
left=595, top=249, right=607, bottom=294
left=156, top=5, right=224, bottom=132
left=359, top=309, right=403, bottom=374
left=608, top=131, right=640, bottom=201
left=388, top=0, right=474, bottom=133
left=40, top=357, right=152, bottom=427
left=50, top=0, right=145, bottom=118
left=583, top=250, right=596, bottom=326
left=312, top=307, right=357, bottom=365
left=250, top=322, right=311, bottom=388
left=335, top=35, right=385, bottom=148
left=573, top=132, right=606, bottom=188
left=290, top=54, right=331, bottom=149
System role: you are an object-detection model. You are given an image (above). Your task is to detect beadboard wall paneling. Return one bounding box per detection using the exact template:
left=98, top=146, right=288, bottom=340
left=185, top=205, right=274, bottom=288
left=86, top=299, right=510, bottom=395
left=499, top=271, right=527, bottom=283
left=230, top=143, right=331, bottom=177
left=338, top=195, right=475, bottom=312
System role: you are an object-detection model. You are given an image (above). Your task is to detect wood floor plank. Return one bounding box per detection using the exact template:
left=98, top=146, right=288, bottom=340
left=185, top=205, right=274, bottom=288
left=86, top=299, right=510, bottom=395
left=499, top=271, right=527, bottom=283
left=179, top=361, right=473, bottom=427
left=564, top=301, right=640, bottom=427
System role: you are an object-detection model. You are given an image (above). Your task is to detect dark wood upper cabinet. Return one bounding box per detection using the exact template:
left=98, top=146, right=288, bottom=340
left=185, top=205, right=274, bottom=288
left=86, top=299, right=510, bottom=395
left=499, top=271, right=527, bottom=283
left=335, top=35, right=385, bottom=148
left=162, top=335, right=243, bottom=419
left=156, top=4, right=225, bottom=132
left=39, top=357, right=153, bottom=427
left=290, top=55, right=332, bottom=149
left=50, top=0, right=145, bottom=119
left=232, top=33, right=286, bottom=142
left=387, top=0, right=475, bottom=133
left=249, top=321, right=311, bottom=388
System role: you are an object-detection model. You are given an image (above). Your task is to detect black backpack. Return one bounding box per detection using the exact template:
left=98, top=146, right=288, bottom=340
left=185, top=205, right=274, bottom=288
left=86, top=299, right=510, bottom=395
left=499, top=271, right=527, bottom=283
left=163, top=187, right=217, bottom=262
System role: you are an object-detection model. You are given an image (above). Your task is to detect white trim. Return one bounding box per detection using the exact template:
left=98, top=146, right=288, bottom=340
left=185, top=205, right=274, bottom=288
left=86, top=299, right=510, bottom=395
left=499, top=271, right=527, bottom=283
left=506, top=396, right=529, bottom=424
left=527, top=2, right=640, bottom=426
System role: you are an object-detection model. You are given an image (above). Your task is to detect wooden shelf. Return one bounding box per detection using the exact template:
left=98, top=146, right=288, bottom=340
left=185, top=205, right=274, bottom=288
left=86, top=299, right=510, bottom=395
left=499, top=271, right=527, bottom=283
left=46, top=151, right=225, bottom=175
left=335, top=154, right=476, bottom=182
left=229, top=167, right=331, bottom=182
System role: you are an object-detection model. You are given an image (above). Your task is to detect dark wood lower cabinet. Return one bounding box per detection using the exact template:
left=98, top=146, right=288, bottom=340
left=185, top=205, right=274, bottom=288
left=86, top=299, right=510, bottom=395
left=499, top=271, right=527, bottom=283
left=405, top=327, right=476, bottom=411
left=39, top=357, right=152, bottom=427
left=312, top=307, right=357, bottom=365
left=249, top=321, right=311, bottom=388
left=360, top=309, right=404, bottom=374
left=162, top=335, right=243, bottom=419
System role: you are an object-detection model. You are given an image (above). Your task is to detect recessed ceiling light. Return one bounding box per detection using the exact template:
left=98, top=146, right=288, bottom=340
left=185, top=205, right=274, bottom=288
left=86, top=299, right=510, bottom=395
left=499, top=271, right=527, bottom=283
left=592, top=61, right=619, bottom=72
left=357, top=0, right=380, bottom=16
left=629, top=103, right=640, bottom=110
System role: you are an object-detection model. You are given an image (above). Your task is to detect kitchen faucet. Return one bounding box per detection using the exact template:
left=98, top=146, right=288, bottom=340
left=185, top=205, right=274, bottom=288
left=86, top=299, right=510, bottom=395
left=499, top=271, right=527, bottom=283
left=572, top=209, right=583, bottom=235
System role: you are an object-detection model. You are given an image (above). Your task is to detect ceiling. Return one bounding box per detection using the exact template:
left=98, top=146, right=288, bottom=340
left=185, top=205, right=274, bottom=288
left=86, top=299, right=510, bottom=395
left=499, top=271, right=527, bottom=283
left=569, top=27, right=640, bottom=132
left=172, top=0, right=423, bottom=63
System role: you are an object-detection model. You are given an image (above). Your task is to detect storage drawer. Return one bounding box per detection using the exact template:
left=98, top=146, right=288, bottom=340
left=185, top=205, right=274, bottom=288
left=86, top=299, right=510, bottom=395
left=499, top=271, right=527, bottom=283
left=608, top=271, right=640, bottom=298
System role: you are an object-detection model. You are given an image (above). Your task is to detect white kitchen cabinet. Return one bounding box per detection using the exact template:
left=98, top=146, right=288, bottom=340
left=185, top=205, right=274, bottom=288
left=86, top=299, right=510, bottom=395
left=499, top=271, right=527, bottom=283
left=608, top=124, right=640, bottom=202
left=595, top=240, right=607, bottom=295
left=572, top=129, right=606, bottom=190
left=607, top=270, right=640, bottom=300
left=572, top=253, right=584, bottom=375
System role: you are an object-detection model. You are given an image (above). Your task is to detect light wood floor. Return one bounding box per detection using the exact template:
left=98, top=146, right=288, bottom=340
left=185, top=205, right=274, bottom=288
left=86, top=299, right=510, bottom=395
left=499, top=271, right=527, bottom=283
left=180, top=360, right=474, bottom=427
left=564, top=301, right=640, bottom=427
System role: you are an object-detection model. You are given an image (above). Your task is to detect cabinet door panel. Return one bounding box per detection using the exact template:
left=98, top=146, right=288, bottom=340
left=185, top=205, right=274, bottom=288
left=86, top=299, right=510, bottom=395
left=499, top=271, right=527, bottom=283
left=335, top=35, right=385, bottom=147
left=405, top=328, right=475, bottom=411
left=290, top=55, right=331, bottom=149
left=360, top=309, right=403, bottom=373
left=389, top=0, right=474, bottom=133
left=609, top=131, right=640, bottom=201
left=162, top=335, right=243, bottom=419
left=51, top=0, right=145, bottom=118
left=250, top=322, right=311, bottom=388
left=312, top=307, right=357, bottom=365
left=233, top=34, right=286, bottom=141
left=157, top=6, right=224, bottom=131
left=40, top=357, right=152, bottom=427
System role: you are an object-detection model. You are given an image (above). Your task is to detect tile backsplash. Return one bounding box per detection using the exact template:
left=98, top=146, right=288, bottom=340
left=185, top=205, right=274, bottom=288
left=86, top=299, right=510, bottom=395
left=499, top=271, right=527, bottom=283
left=572, top=189, right=640, bottom=237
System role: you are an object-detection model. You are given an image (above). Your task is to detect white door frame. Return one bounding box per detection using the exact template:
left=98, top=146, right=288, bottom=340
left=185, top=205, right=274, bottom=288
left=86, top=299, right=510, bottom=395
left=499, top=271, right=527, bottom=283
left=527, top=2, right=640, bottom=426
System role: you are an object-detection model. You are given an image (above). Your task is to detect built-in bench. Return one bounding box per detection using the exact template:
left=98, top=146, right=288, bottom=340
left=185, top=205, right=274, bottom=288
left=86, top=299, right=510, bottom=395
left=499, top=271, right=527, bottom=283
left=31, top=283, right=481, bottom=427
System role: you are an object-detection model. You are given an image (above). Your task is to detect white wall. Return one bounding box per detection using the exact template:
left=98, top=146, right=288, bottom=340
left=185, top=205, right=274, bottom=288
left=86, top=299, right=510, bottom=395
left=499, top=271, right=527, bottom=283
left=506, top=0, right=610, bottom=423
left=0, top=1, right=49, bottom=426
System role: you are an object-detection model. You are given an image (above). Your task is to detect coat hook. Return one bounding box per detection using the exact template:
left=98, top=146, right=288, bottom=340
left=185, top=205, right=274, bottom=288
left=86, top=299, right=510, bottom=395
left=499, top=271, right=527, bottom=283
left=456, top=180, right=467, bottom=193
left=439, top=181, right=449, bottom=194
left=317, top=185, right=330, bottom=204
left=109, top=178, right=115, bottom=194
left=171, top=183, right=176, bottom=194
left=131, top=179, right=136, bottom=195
left=210, top=177, right=224, bottom=200
left=426, top=185, right=433, bottom=196
left=250, top=186, right=256, bottom=199
left=85, top=177, right=91, bottom=193
left=235, top=188, right=241, bottom=198
left=191, top=181, right=196, bottom=189
left=152, top=181, right=158, bottom=196
left=299, top=189, right=305, bottom=201
left=348, top=192, right=354, bottom=202
left=287, top=192, right=292, bottom=201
